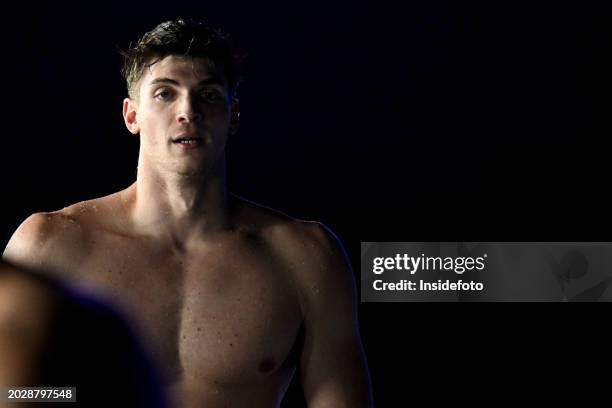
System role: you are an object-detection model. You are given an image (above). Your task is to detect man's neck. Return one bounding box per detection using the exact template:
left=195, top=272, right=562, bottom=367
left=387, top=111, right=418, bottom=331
left=122, top=155, right=232, bottom=243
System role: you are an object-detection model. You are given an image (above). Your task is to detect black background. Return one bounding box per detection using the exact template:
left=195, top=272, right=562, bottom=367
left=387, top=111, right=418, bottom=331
left=2, top=1, right=610, bottom=406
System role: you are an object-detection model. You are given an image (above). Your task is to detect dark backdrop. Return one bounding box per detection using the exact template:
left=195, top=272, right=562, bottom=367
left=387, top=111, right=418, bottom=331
left=2, top=1, right=610, bottom=406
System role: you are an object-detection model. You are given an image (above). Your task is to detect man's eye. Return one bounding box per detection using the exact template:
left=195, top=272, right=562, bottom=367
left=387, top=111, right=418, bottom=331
left=155, top=90, right=172, bottom=100
left=201, top=90, right=221, bottom=102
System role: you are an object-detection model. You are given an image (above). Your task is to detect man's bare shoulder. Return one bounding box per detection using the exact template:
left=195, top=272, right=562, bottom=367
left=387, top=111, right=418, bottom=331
left=2, top=193, right=123, bottom=272
left=232, top=195, right=350, bottom=280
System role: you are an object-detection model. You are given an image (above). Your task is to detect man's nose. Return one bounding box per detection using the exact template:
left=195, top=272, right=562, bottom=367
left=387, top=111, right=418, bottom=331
left=176, top=96, right=203, bottom=123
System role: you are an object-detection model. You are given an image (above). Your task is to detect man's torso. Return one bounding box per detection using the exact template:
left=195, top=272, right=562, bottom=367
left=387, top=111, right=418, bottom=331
left=14, top=192, right=313, bottom=407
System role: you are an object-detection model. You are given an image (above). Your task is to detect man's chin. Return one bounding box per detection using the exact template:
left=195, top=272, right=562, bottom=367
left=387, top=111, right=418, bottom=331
left=174, top=166, right=208, bottom=178
left=164, top=152, right=224, bottom=178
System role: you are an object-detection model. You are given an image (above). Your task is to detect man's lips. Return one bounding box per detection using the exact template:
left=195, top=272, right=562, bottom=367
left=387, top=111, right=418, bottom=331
left=172, top=133, right=204, bottom=144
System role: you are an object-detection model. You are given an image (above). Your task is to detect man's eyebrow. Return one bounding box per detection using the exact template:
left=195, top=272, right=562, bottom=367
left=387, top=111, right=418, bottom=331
left=148, top=77, right=224, bottom=87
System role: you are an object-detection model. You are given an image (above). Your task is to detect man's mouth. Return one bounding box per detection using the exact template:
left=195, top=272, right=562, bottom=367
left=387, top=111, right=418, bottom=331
left=174, top=138, right=202, bottom=145
left=173, top=134, right=204, bottom=145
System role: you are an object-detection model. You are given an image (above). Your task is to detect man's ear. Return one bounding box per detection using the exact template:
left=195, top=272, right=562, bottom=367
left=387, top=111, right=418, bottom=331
left=123, top=97, right=140, bottom=135
left=229, top=98, right=240, bottom=135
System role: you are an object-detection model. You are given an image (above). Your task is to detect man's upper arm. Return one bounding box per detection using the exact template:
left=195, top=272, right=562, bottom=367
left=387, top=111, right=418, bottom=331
left=297, top=223, right=373, bottom=408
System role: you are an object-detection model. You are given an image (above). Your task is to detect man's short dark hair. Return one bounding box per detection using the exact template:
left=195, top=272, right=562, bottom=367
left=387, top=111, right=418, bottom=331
left=120, top=19, right=241, bottom=99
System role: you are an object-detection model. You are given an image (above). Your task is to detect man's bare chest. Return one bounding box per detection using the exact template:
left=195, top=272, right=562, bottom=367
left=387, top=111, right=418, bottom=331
left=63, top=233, right=304, bottom=384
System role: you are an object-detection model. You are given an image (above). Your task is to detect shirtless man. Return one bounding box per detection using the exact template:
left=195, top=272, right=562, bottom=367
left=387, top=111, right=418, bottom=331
left=3, top=19, right=372, bottom=407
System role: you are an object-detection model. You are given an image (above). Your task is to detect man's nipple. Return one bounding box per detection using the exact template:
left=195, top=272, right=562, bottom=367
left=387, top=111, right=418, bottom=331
left=258, top=358, right=276, bottom=374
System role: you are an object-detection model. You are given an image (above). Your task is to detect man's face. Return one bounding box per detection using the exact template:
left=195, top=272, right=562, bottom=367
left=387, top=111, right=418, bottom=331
left=123, top=55, right=237, bottom=176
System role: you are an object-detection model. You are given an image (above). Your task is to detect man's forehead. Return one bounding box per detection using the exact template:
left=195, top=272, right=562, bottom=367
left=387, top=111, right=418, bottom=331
left=143, top=55, right=224, bottom=85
